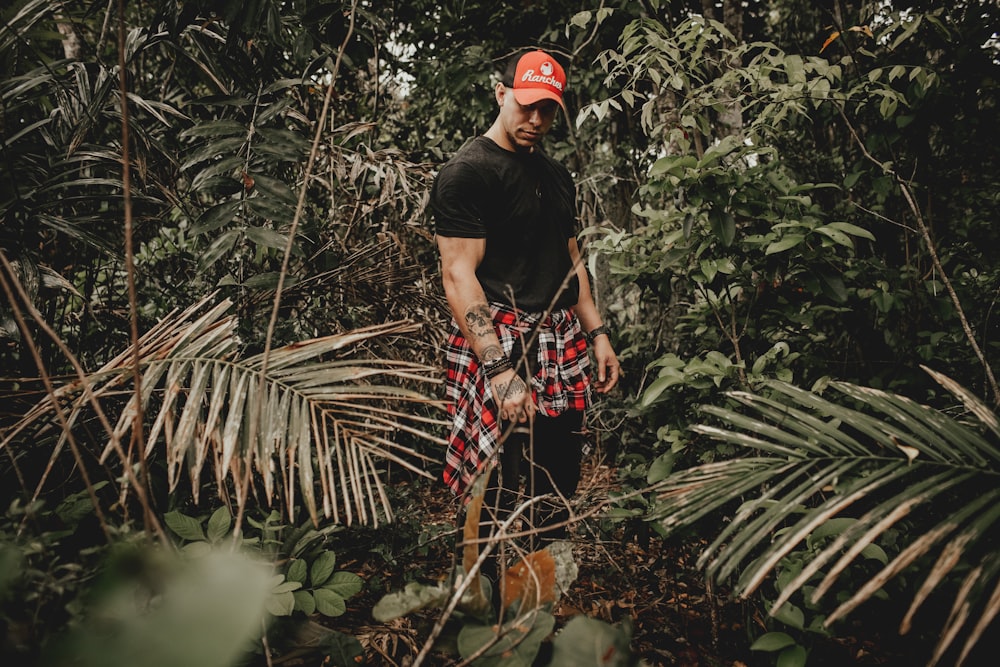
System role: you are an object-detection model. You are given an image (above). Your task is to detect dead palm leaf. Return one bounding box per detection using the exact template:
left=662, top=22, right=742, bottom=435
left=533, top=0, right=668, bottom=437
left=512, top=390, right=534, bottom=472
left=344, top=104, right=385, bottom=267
left=647, top=371, right=1000, bottom=666
left=1, top=295, right=448, bottom=527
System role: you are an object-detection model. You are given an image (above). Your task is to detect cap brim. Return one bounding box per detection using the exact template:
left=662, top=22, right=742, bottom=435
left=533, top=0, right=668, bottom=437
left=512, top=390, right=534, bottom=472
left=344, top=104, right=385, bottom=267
left=512, top=87, right=567, bottom=111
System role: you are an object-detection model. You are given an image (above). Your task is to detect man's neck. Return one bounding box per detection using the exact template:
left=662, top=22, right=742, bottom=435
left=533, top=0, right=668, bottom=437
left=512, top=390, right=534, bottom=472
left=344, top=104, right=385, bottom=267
left=484, top=121, right=535, bottom=154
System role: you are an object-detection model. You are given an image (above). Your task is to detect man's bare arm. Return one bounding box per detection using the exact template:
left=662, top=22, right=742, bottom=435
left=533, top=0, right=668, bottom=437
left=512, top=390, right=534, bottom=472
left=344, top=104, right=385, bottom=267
left=437, top=234, right=533, bottom=421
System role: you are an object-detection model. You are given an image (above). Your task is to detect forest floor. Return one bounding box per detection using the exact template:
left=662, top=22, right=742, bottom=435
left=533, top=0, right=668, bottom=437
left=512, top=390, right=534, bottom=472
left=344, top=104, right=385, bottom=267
left=274, top=459, right=940, bottom=667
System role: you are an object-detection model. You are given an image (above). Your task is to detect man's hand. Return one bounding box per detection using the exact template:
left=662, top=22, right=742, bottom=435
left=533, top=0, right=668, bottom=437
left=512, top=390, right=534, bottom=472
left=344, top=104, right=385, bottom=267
left=590, top=336, right=620, bottom=394
left=491, top=368, right=535, bottom=423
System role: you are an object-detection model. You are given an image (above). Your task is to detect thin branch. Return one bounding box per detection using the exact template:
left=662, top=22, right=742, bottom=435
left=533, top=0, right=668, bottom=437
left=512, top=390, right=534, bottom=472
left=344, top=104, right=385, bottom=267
left=117, top=0, right=156, bottom=535
left=0, top=255, right=110, bottom=540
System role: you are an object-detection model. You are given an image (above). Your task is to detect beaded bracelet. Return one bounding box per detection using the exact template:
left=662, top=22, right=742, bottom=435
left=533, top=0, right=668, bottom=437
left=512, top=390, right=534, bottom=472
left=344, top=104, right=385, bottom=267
left=587, top=324, right=611, bottom=343
left=481, top=356, right=512, bottom=379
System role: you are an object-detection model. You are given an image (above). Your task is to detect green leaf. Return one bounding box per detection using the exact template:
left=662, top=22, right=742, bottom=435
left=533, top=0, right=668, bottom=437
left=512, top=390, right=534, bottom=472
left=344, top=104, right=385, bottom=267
left=777, top=643, right=808, bottom=667
left=818, top=272, right=848, bottom=303
left=766, top=235, right=805, bottom=255
left=549, top=615, right=634, bottom=666
left=458, top=612, right=555, bottom=666
left=815, top=226, right=855, bottom=248
left=826, top=221, right=875, bottom=242
left=310, top=551, right=337, bottom=586
left=266, top=591, right=295, bottom=617
left=244, top=226, right=290, bottom=251
left=313, top=588, right=347, bottom=617
left=372, top=581, right=449, bottom=621
left=198, top=229, right=240, bottom=270
left=251, top=173, right=297, bottom=205
left=772, top=602, right=805, bottom=630
left=569, top=10, right=592, bottom=29
left=193, top=201, right=241, bottom=235
left=811, top=517, right=855, bottom=541
left=640, top=375, right=681, bottom=407
left=711, top=210, right=736, bottom=247
left=286, top=559, right=308, bottom=583
left=750, top=631, right=796, bottom=652
left=272, top=580, right=302, bottom=594
left=323, top=571, right=363, bottom=599
left=647, top=451, right=676, bottom=484
left=293, top=590, right=316, bottom=615
left=164, top=511, right=207, bottom=542
left=861, top=543, right=889, bottom=565
left=323, top=630, right=364, bottom=667
left=206, top=506, right=232, bottom=543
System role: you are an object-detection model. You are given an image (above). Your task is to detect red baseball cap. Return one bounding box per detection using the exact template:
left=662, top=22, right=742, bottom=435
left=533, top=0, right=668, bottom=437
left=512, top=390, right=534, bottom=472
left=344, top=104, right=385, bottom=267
left=510, top=50, right=567, bottom=110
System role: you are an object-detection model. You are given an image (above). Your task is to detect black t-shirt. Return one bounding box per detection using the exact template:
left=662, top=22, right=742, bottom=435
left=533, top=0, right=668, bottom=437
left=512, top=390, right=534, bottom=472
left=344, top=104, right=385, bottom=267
left=430, top=136, right=580, bottom=312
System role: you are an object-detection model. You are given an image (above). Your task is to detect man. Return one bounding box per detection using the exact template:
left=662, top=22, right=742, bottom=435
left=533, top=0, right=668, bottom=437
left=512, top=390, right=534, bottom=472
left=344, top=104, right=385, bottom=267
left=430, top=49, right=620, bottom=569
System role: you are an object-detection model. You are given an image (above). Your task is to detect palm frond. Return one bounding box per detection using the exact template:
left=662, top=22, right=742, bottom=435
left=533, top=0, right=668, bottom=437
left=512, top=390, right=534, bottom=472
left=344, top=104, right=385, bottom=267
left=1, top=296, right=448, bottom=527
left=647, top=375, right=1000, bottom=666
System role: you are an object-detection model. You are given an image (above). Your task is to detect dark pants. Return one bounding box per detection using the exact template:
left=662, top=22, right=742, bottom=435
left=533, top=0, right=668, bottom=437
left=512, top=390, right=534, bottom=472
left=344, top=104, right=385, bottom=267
left=473, top=410, right=584, bottom=587
left=467, top=334, right=586, bottom=587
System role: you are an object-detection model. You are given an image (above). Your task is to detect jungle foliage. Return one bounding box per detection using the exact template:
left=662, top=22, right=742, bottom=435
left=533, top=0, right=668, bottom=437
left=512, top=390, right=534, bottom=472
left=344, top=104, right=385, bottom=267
left=2, top=0, right=999, bottom=665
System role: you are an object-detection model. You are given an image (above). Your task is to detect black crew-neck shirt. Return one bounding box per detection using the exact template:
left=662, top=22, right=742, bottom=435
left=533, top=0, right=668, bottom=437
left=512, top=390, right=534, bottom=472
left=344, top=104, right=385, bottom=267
left=430, top=136, right=580, bottom=312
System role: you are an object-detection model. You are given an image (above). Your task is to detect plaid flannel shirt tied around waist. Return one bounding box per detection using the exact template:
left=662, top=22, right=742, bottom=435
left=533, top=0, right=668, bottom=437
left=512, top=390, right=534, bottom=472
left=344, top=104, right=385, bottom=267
left=442, top=302, right=591, bottom=496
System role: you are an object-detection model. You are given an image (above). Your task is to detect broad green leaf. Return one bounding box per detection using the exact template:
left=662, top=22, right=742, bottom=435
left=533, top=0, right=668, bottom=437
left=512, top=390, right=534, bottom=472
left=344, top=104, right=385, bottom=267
left=827, top=221, right=876, bottom=242
left=549, top=615, right=634, bottom=666
left=809, top=517, right=857, bottom=543
left=244, top=226, right=290, bottom=251
left=266, top=591, right=295, bottom=616
left=778, top=644, right=808, bottom=667
left=272, top=580, right=302, bottom=594
left=310, top=551, right=337, bottom=587
left=771, top=602, right=805, bottom=630
left=323, top=630, right=364, bottom=667
left=323, top=571, right=363, bottom=599
left=861, top=543, right=889, bottom=565
left=818, top=272, right=848, bottom=303
left=570, top=10, right=592, bottom=29
left=251, top=173, right=297, bottom=205
left=711, top=211, right=736, bottom=247
left=766, top=235, right=805, bottom=255
left=313, top=588, right=347, bottom=617
left=206, top=506, right=232, bottom=542
left=641, top=375, right=682, bottom=407
left=286, top=559, right=308, bottom=583
left=815, top=226, right=855, bottom=248
left=750, top=631, right=796, bottom=652
left=372, top=582, right=449, bottom=621
left=293, top=590, right=316, bottom=615
left=198, top=229, right=240, bottom=270
left=648, top=451, right=676, bottom=484
left=458, top=612, right=555, bottom=666
left=164, top=511, right=206, bottom=542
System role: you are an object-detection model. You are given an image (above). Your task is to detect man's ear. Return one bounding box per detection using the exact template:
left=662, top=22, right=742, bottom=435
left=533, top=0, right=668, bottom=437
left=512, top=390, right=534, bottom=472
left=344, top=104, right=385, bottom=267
left=494, top=82, right=507, bottom=107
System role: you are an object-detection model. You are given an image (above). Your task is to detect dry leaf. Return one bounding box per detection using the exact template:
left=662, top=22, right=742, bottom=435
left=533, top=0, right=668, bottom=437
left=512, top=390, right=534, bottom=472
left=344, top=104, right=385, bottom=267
left=502, top=550, right=556, bottom=611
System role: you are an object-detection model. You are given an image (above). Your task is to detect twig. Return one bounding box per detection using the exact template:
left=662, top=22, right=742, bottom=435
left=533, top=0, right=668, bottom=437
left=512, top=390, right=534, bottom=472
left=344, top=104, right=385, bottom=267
left=117, top=0, right=157, bottom=533
left=412, top=495, right=547, bottom=667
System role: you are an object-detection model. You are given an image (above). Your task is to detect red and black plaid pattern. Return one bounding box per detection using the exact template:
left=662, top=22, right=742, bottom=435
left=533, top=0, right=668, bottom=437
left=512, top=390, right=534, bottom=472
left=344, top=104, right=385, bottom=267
left=442, top=302, right=592, bottom=496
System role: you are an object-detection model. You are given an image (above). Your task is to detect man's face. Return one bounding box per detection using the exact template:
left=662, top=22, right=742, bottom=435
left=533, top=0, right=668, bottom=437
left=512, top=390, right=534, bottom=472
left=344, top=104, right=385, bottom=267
left=495, top=84, right=559, bottom=152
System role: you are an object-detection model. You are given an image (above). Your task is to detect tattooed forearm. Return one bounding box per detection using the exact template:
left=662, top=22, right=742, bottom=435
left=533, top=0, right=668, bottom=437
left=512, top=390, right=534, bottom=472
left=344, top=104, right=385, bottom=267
left=464, top=303, right=494, bottom=339
left=493, top=374, right=527, bottom=403
left=480, top=344, right=503, bottom=362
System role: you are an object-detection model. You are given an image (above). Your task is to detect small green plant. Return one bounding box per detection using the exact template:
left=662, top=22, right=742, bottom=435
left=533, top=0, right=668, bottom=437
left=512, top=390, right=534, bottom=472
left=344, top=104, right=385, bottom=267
left=163, top=506, right=362, bottom=618
left=373, top=537, right=642, bottom=666
left=747, top=514, right=891, bottom=667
